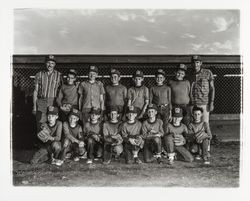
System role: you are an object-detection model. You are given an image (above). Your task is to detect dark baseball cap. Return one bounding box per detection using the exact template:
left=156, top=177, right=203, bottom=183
left=47, top=106, right=59, bottom=115
left=133, top=70, right=144, bottom=78
left=69, top=108, right=81, bottom=118
left=177, top=64, right=187, bottom=71
left=89, top=107, right=101, bottom=115
left=156, top=69, right=166, bottom=76
left=45, top=55, right=56, bottom=63
left=191, top=55, right=202, bottom=62
left=172, top=107, right=183, bottom=117
left=126, top=106, right=138, bottom=114
left=110, top=69, right=121, bottom=76
left=89, top=65, right=98, bottom=73
left=147, top=104, right=158, bottom=111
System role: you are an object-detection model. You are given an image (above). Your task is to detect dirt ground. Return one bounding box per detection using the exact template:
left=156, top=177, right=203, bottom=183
left=12, top=141, right=239, bottom=187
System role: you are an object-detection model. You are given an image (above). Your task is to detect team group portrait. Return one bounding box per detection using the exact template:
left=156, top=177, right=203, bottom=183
left=12, top=9, right=241, bottom=187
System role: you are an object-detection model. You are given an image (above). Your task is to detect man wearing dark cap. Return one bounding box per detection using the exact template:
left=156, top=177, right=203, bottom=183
left=56, top=69, right=80, bottom=122
left=105, top=68, right=127, bottom=120
left=33, top=55, right=62, bottom=130
left=78, top=65, right=105, bottom=124
left=168, top=64, right=191, bottom=124
left=190, top=55, right=217, bottom=144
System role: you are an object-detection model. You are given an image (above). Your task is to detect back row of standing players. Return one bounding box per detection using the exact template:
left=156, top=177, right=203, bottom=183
left=30, top=55, right=215, bottom=166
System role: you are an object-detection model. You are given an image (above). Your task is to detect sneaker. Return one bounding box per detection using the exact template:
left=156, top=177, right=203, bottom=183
left=157, top=157, right=163, bottom=164
left=79, top=152, right=87, bottom=159
left=55, top=159, right=64, bottom=166
left=168, top=157, right=174, bottom=165
left=203, top=157, right=211, bottom=165
left=65, top=153, right=72, bottom=159
left=161, top=150, right=168, bottom=158
left=195, top=155, right=202, bottom=160
left=86, top=159, right=93, bottom=164
left=134, top=157, right=142, bottom=164
left=103, top=160, right=111, bottom=165
left=73, top=157, right=80, bottom=162
left=51, top=158, right=57, bottom=165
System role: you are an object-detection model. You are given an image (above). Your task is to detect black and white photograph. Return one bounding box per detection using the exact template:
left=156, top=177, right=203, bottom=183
left=1, top=0, right=250, bottom=200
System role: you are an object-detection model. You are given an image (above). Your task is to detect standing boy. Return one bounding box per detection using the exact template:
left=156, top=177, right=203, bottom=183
left=33, top=55, right=62, bottom=129
left=58, top=108, right=86, bottom=165
left=56, top=69, right=79, bottom=122
left=187, top=106, right=212, bottom=165
left=142, top=104, right=164, bottom=164
left=103, top=106, right=123, bottom=164
left=30, top=106, right=62, bottom=166
left=164, top=107, right=194, bottom=165
left=121, top=106, right=144, bottom=164
left=105, top=69, right=127, bottom=120
left=127, top=70, right=149, bottom=120
left=83, top=107, right=103, bottom=164
left=78, top=65, right=105, bottom=124
left=150, top=69, right=172, bottom=126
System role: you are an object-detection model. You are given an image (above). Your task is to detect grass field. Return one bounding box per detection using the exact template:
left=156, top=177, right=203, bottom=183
left=12, top=141, right=240, bottom=187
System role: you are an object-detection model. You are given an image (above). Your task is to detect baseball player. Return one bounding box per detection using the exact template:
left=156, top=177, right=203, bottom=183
left=78, top=65, right=105, bottom=124
left=30, top=106, right=62, bottom=166
left=103, top=106, right=123, bottom=165
left=121, top=106, right=144, bottom=164
left=187, top=106, right=212, bottom=165
left=127, top=70, right=149, bottom=120
left=56, top=69, right=80, bottom=122
left=58, top=108, right=86, bottom=165
left=150, top=69, right=172, bottom=126
left=164, top=106, right=194, bottom=165
left=105, top=69, right=127, bottom=121
left=83, top=107, right=103, bottom=164
left=32, top=55, right=62, bottom=130
left=168, top=64, right=191, bottom=124
left=142, top=104, right=164, bottom=164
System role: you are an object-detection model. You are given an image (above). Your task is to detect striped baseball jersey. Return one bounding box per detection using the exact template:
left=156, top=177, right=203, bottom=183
left=187, top=121, right=212, bottom=139
left=128, top=85, right=149, bottom=110
left=190, top=68, right=214, bottom=105
left=149, top=84, right=171, bottom=106
left=34, top=70, right=62, bottom=99
left=63, top=121, right=83, bottom=143
left=168, top=79, right=190, bottom=105
left=142, top=118, right=164, bottom=139
left=105, top=84, right=127, bottom=108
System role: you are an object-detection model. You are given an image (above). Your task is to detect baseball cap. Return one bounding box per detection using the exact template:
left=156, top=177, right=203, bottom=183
left=156, top=69, right=166, bottom=76
left=177, top=64, right=187, bottom=71
left=110, top=69, right=121, bottom=76
left=67, top=69, right=77, bottom=76
left=69, top=108, right=81, bottom=118
left=191, top=55, right=202, bottom=62
left=45, top=55, right=56, bottom=63
left=126, top=106, right=138, bottom=114
left=172, top=107, right=183, bottom=117
left=89, top=65, right=98, bottom=73
left=47, top=106, right=59, bottom=115
left=109, top=106, right=119, bottom=113
left=89, top=107, right=101, bottom=115
left=147, top=104, right=158, bottom=111
left=133, top=70, right=144, bottom=78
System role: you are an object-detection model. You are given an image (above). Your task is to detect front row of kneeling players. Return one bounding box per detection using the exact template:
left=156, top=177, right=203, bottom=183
left=31, top=104, right=212, bottom=166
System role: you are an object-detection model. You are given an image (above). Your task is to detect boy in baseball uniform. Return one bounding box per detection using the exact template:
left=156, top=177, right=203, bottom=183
left=103, top=106, right=123, bottom=165
left=150, top=69, right=172, bottom=126
left=56, top=69, right=79, bottom=122
left=164, top=107, right=194, bottom=165
left=58, top=108, right=86, bottom=165
left=187, top=106, right=212, bottom=165
left=78, top=65, right=105, bottom=124
left=105, top=69, right=127, bottom=121
left=83, top=107, right=103, bottom=164
left=30, top=106, right=62, bottom=166
left=121, top=106, right=144, bottom=164
left=127, top=70, right=149, bottom=120
left=142, top=104, right=164, bottom=164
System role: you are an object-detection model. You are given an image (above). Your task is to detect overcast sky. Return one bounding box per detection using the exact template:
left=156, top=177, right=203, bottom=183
left=14, top=9, right=240, bottom=54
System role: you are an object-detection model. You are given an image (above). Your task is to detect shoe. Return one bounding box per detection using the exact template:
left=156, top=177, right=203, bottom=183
left=134, top=157, right=142, bottom=164
left=94, top=158, right=100, bottom=161
left=167, top=153, right=175, bottom=165
left=51, top=158, right=57, bottom=165
left=168, top=158, right=174, bottom=165
left=203, top=157, right=211, bottom=165
left=103, top=160, right=111, bottom=165
left=55, top=159, right=64, bottom=166
left=157, top=157, right=163, bottom=164
left=161, top=150, right=168, bottom=158
left=86, top=159, right=93, bottom=164
left=73, top=157, right=80, bottom=162
left=65, top=153, right=72, bottom=159
left=79, top=152, right=87, bottom=159
left=195, top=155, right=202, bottom=160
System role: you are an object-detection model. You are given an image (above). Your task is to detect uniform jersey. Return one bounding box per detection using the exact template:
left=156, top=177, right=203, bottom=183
left=56, top=83, right=79, bottom=107
left=83, top=121, right=103, bottom=138
left=120, top=120, right=142, bottom=140
left=164, top=122, right=188, bottom=138
left=63, top=121, right=83, bottom=143
left=103, top=121, right=123, bottom=143
left=78, top=80, right=105, bottom=110
left=128, top=85, right=149, bottom=110
left=190, top=68, right=214, bottom=105
left=168, top=79, right=190, bottom=105
left=142, top=118, right=164, bottom=139
left=105, top=84, right=127, bottom=108
left=150, top=84, right=171, bottom=106
left=41, top=120, right=62, bottom=141
left=187, top=121, right=212, bottom=139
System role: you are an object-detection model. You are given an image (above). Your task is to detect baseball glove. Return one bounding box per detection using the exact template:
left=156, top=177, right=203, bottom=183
left=195, top=131, right=209, bottom=143
left=37, top=126, right=51, bottom=143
